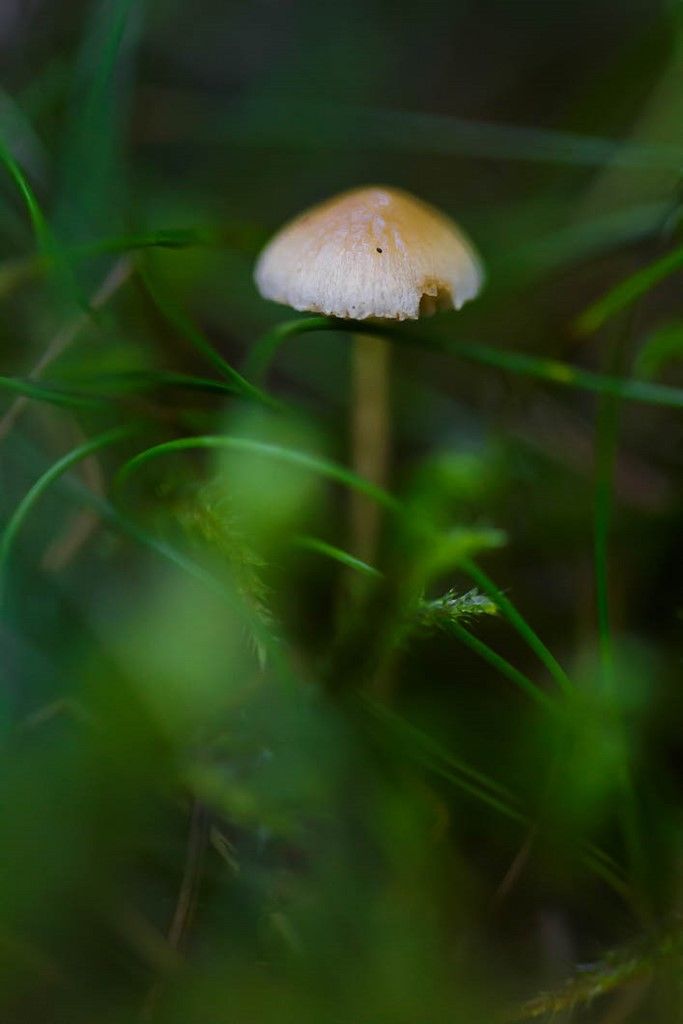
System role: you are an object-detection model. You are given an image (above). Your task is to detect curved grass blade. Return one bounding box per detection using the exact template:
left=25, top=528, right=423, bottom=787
left=0, top=133, right=51, bottom=251
left=0, top=366, right=270, bottom=418
left=0, top=116, right=85, bottom=315
left=250, top=316, right=683, bottom=411
left=0, top=87, right=48, bottom=185
left=115, top=435, right=401, bottom=512
left=140, top=268, right=277, bottom=408
left=244, top=317, right=315, bottom=382
left=81, top=369, right=253, bottom=399
left=0, top=424, right=139, bottom=577
left=0, top=375, right=106, bottom=411
left=578, top=242, right=683, bottom=334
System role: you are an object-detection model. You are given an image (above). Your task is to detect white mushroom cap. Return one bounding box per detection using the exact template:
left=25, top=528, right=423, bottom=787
left=254, top=186, right=483, bottom=322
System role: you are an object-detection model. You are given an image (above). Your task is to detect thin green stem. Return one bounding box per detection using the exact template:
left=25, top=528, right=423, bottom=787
left=460, top=557, right=572, bottom=694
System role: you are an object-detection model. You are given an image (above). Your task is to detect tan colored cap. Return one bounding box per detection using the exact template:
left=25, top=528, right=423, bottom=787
left=254, top=186, right=483, bottom=321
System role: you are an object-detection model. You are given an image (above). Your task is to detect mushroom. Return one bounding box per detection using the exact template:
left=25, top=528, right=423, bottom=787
left=254, top=185, right=484, bottom=557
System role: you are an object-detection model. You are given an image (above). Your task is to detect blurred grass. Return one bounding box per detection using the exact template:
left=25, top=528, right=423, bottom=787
left=0, top=0, right=682, bottom=1022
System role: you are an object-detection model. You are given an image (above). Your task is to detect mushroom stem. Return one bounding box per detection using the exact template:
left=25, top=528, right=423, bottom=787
left=350, top=332, right=391, bottom=561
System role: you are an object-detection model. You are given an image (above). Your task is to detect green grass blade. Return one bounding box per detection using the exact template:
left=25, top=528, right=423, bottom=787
left=0, top=107, right=82, bottom=315
left=0, top=366, right=281, bottom=423
left=445, top=620, right=555, bottom=710
left=293, top=535, right=382, bottom=578
left=115, top=435, right=402, bottom=512
left=460, top=557, right=573, bottom=695
left=79, top=369, right=250, bottom=399
left=0, top=375, right=106, bottom=410
left=578, top=243, right=683, bottom=334
left=0, top=133, right=51, bottom=251
left=0, top=87, right=49, bottom=184
left=249, top=316, right=683, bottom=410
left=140, top=268, right=278, bottom=408
left=244, top=318, right=312, bottom=382
left=0, top=424, right=139, bottom=577
left=446, top=340, right=683, bottom=409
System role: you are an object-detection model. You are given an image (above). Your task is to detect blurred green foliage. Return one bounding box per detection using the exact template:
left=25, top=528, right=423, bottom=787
left=0, top=1, right=682, bottom=1022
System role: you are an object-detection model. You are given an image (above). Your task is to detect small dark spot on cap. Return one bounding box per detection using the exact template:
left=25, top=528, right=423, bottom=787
left=376, top=247, right=383, bottom=253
